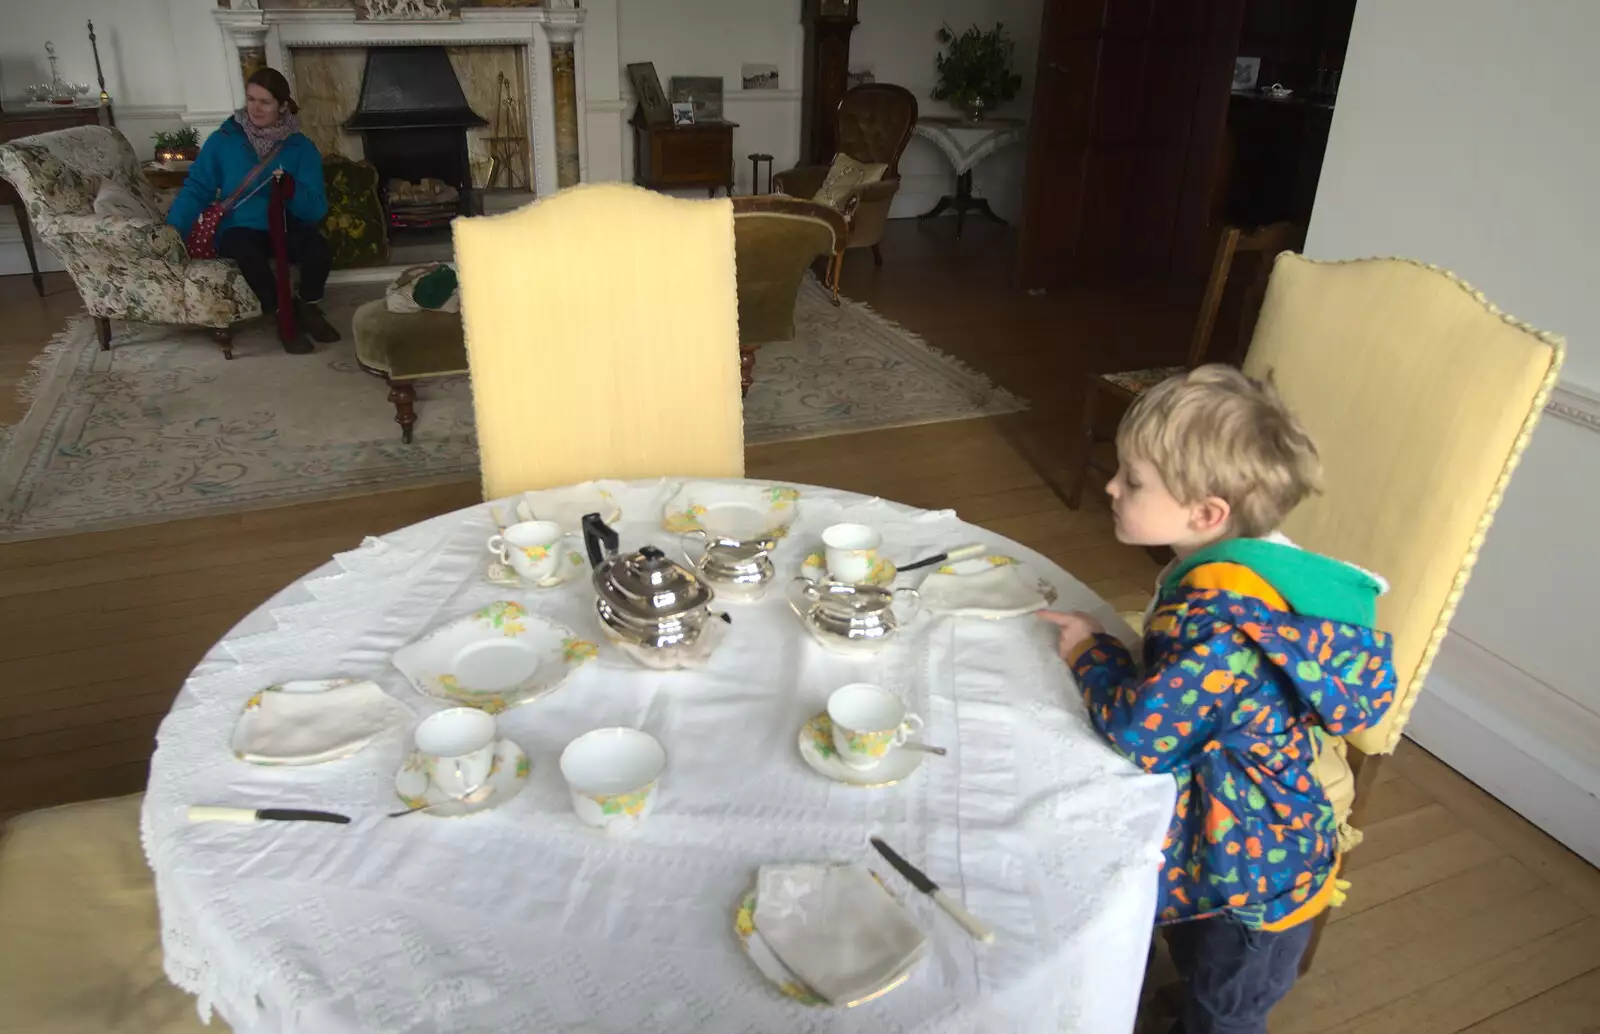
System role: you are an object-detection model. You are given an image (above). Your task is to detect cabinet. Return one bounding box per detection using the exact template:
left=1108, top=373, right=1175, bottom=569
left=630, top=114, right=737, bottom=197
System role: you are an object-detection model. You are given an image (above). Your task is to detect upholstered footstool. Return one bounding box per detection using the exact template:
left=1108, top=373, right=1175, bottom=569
left=352, top=298, right=468, bottom=443
left=0, top=794, right=215, bottom=1032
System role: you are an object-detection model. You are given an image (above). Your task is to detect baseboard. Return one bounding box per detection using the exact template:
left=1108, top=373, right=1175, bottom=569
left=1408, top=633, right=1600, bottom=866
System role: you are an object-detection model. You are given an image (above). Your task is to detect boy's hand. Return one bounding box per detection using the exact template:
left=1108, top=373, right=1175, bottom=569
left=1037, top=610, right=1106, bottom=662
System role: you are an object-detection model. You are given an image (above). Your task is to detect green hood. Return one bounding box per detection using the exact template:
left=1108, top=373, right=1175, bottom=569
left=1162, top=538, right=1384, bottom=627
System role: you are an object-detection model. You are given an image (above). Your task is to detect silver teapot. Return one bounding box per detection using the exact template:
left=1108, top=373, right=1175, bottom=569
left=583, top=513, right=726, bottom=669
left=786, top=577, right=921, bottom=655
left=681, top=530, right=775, bottom=602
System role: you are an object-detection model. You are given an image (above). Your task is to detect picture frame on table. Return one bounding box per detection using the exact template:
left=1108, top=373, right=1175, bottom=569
left=670, top=75, right=724, bottom=122
left=671, top=102, right=697, bottom=126
left=626, top=61, right=672, bottom=125
left=1233, top=56, right=1261, bottom=92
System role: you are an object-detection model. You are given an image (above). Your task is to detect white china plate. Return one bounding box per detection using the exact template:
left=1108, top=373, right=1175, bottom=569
left=514, top=480, right=624, bottom=534
left=918, top=556, right=1057, bottom=618
left=662, top=481, right=800, bottom=542
left=485, top=549, right=587, bottom=589
left=799, top=550, right=897, bottom=587
left=393, top=602, right=598, bottom=713
left=734, top=876, right=917, bottom=1007
left=230, top=678, right=378, bottom=766
left=394, top=738, right=529, bottom=818
left=797, top=711, right=924, bottom=787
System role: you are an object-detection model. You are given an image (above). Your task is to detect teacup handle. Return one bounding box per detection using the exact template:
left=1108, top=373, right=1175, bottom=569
left=786, top=575, right=819, bottom=623
left=485, top=534, right=509, bottom=563
left=895, top=713, right=925, bottom=746
left=892, top=586, right=922, bottom=625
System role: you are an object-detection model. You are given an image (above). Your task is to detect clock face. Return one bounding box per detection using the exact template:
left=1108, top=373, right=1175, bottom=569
left=819, top=0, right=854, bottom=17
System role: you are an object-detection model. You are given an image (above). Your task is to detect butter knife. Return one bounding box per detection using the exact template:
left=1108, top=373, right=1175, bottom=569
left=870, top=837, right=994, bottom=944
left=188, top=806, right=351, bottom=825
left=899, top=543, right=985, bottom=573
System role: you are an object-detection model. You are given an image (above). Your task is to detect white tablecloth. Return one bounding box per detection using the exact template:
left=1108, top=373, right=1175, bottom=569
left=142, top=479, right=1175, bottom=1034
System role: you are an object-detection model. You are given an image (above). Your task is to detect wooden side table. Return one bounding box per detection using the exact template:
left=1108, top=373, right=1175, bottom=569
left=142, top=165, right=190, bottom=191
left=630, top=113, right=739, bottom=197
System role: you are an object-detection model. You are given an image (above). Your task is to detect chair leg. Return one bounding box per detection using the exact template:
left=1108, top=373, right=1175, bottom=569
left=211, top=326, right=234, bottom=361
left=387, top=378, right=418, bottom=444
left=1066, top=382, right=1101, bottom=510
left=871, top=243, right=883, bottom=267
left=94, top=316, right=112, bottom=351
left=829, top=252, right=843, bottom=306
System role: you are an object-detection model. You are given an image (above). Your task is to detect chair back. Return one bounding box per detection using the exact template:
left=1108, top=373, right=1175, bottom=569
left=452, top=184, right=745, bottom=499
left=0, top=125, right=159, bottom=223
left=731, top=196, right=845, bottom=345
left=836, top=84, right=918, bottom=178
left=1186, top=221, right=1304, bottom=369
left=1242, top=254, right=1563, bottom=754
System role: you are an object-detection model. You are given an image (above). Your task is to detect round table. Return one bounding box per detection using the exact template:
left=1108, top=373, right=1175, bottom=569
left=911, top=116, right=1027, bottom=238
left=143, top=478, right=1174, bottom=1034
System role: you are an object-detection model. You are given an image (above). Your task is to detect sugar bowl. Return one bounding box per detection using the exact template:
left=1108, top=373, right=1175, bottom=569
left=680, top=531, right=776, bottom=602
left=786, top=577, right=921, bottom=656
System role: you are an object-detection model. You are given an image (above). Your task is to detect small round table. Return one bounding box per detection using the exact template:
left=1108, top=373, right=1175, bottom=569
left=913, top=116, right=1028, bottom=239
left=747, top=152, right=774, bottom=195
left=143, top=478, right=1172, bottom=1033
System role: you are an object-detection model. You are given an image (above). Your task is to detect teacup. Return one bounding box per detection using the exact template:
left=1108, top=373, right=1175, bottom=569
left=414, top=708, right=498, bottom=799
left=559, top=727, right=667, bottom=834
left=487, top=519, right=566, bottom=583
left=827, top=683, right=923, bottom=770
left=822, top=523, right=884, bottom=584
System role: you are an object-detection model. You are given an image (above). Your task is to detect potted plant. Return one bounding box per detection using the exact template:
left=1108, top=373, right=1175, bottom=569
left=152, top=127, right=201, bottom=163
left=932, top=22, right=1023, bottom=121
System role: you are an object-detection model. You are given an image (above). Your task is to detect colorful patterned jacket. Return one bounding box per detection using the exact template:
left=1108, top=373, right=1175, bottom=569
left=1069, top=537, right=1397, bottom=929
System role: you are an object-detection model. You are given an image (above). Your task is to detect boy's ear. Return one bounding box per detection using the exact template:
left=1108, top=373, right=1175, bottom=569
left=1190, top=496, right=1231, bottom=536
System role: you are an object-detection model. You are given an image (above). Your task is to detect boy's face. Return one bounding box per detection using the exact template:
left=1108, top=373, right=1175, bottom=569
left=1106, top=455, right=1229, bottom=554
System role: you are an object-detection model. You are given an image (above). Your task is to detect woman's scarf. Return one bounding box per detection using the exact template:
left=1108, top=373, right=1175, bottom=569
left=234, top=107, right=301, bottom=158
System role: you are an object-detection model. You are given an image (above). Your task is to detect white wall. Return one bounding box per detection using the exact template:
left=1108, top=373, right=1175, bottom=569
left=1305, top=0, right=1600, bottom=863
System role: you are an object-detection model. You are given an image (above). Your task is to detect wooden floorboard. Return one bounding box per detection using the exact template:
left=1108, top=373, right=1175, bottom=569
left=3, top=224, right=1598, bottom=1030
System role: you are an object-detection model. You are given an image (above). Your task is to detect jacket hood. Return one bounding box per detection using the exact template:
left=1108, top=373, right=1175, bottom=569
left=1163, top=537, right=1394, bottom=735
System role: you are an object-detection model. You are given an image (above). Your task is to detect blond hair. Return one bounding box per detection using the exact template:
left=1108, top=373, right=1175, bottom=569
left=1116, top=364, right=1321, bottom=538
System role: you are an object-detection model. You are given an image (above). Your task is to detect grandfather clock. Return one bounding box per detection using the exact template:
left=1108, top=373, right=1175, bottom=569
left=801, top=0, right=859, bottom=165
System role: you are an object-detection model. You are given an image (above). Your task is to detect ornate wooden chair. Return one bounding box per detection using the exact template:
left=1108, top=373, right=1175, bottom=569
left=732, top=194, right=847, bottom=394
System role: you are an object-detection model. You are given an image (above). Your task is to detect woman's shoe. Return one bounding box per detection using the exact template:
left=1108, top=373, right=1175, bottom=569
left=295, top=297, right=342, bottom=343
left=281, top=331, right=314, bottom=355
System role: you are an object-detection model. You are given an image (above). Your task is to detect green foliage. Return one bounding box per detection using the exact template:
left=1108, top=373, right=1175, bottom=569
left=932, top=22, right=1023, bottom=111
left=151, top=127, right=200, bottom=152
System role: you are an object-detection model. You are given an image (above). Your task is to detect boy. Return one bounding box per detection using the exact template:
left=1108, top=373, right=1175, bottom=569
left=1040, top=365, right=1396, bottom=1034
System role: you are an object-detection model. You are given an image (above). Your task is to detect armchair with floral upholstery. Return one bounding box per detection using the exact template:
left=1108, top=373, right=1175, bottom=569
left=774, top=84, right=917, bottom=269
left=0, top=126, right=260, bottom=359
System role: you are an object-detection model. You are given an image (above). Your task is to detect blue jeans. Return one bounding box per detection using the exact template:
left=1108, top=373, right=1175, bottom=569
left=1163, top=916, right=1313, bottom=1034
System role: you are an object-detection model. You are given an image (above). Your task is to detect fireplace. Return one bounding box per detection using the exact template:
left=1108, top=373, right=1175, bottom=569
left=344, top=46, right=488, bottom=234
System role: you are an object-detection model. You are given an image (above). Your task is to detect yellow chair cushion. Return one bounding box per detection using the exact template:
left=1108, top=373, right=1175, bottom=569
left=1244, top=255, right=1563, bottom=753
left=0, top=794, right=214, bottom=1033
left=452, top=184, right=745, bottom=499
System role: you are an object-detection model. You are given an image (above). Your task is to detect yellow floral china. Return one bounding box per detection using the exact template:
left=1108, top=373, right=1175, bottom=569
left=800, top=550, right=897, bottom=587
left=917, top=555, right=1060, bottom=619
left=559, top=727, right=667, bottom=834
left=392, top=602, right=597, bottom=714
left=486, top=549, right=586, bottom=589
left=661, top=481, right=800, bottom=542
left=797, top=711, right=925, bottom=787
left=393, top=737, right=530, bottom=818
left=514, top=480, right=624, bottom=534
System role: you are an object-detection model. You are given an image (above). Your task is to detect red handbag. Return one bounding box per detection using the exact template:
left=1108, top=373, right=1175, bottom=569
left=184, top=144, right=284, bottom=259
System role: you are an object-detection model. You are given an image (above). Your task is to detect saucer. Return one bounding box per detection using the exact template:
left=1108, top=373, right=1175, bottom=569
left=799, top=551, right=897, bottom=587
left=662, top=481, right=800, bottom=541
left=394, top=737, right=529, bottom=818
left=393, top=602, right=598, bottom=713
left=485, top=549, right=587, bottom=589
left=797, top=711, right=924, bottom=787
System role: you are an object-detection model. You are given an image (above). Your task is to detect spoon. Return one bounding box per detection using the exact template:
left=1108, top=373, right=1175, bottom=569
left=387, top=783, right=494, bottom=818
left=902, top=742, right=948, bottom=757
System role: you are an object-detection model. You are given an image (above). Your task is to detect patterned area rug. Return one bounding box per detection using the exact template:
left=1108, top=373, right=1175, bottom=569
left=0, top=280, right=1024, bottom=540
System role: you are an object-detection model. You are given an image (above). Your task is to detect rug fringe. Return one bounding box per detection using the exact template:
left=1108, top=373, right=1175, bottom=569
left=0, top=314, right=87, bottom=461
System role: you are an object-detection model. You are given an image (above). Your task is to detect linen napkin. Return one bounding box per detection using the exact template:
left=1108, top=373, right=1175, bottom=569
left=233, top=680, right=408, bottom=764
left=753, top=863, right=926, bottom=1006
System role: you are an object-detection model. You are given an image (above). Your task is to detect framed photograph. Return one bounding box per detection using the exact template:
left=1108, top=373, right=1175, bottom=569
left=846, top=67, right=875, bottom=90
left=671, top=102, right=697, bottom=126
left=741, top=63, right=779, bottom=91
left=1232, top=56, right=1261, bottom=92
left=626, top=61, right=671, bottom=125
left=670, top=75, right=724, bottom=122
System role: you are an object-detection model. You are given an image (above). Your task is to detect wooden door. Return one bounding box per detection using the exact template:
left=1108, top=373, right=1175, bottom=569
left=1018, top=0, right=1246, bottom=288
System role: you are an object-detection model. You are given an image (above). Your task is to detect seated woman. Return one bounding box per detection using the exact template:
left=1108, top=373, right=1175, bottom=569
left=165, top=67, right=339, bottom=354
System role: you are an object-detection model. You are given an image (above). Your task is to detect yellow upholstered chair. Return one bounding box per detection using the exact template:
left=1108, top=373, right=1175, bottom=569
left=0, top=794, right=216, bottom=1032
left=1240, top=254, right=1564, bottom=970
left=452, top=183, right=745, bottom=499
